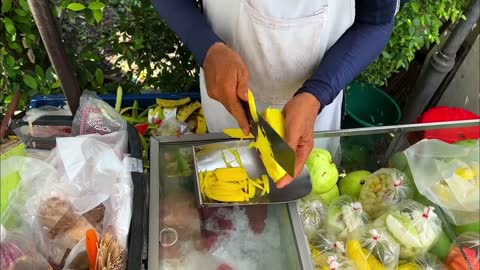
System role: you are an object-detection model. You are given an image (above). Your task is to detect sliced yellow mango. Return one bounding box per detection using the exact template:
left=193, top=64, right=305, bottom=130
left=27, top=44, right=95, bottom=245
left=346, top=240, right=371, bottom=270
left=261, top=107, right=285, bottom=138
left=362, top=248, right=385, bottom=270
left=247, top=89, right=258, bottom=122
left=223, top=128, right=254, bottom=139
left=214, top=167, right=249, bottom=182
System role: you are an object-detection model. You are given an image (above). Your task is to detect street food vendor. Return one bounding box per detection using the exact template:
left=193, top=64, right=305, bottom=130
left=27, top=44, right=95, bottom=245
left=152, top=0, right=410, bottom=187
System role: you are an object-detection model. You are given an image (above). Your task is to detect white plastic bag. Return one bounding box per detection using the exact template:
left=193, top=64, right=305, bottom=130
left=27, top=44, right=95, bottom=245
left=398, top=253, right=446, bottom=270
left=298, top=194, right=328, bottom=238
left=404, top=139, right=479, bottom=225
left=445, top=232, right=479, bottom=270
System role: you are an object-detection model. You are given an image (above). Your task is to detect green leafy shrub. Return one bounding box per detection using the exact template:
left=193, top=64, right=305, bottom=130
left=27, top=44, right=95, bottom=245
left=358, top=0, right=471, bottom=87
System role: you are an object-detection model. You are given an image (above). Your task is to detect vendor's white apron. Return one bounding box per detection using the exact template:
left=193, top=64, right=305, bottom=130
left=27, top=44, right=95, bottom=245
left=199, top=0, right=355, bottom=156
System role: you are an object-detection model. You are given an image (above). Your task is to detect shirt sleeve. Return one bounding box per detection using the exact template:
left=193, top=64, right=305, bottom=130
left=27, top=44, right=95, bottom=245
left=295, top=0, right=410, bottom=110
left=151, top=0, right=223, bottom=66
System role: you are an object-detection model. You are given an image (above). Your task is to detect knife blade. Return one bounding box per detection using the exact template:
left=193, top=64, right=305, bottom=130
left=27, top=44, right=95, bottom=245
left=257, top=114, right=296, bottom=177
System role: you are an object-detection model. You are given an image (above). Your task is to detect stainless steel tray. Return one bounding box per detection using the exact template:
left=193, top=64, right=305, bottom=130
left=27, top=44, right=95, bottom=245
left=192, top=140, right=312, bottom=207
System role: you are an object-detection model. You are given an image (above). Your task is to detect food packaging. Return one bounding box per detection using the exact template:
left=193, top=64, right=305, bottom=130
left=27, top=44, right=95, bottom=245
left=326, top=195, right=369, bottom=240
left=358, top=168, right=413, bottom=219
left=398, top=253, right=446, bottom=270
left=445, top=232, right=480, bottom=270
left=298, top=195, right=328, bottom=238
left=404, top=139, right=479, bottom=225
left=309, top=229, right=346, bottom=255
left=373, top=199, right=443, bottom=259
left=311, top=252, right=356, bottom=270
left=346, top=225, right=400, bottom=270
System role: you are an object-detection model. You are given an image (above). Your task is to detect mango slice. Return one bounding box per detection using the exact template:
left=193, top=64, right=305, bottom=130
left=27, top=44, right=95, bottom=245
left=223, top=128, right=254, bottom=139
left=346, top=240, right=371, bottom=270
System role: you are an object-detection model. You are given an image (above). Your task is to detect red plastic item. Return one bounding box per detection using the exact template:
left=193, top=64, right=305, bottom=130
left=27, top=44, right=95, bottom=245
left=134, top=123, right=150, bottom=136
left=408, top=106, right=480, bottom=144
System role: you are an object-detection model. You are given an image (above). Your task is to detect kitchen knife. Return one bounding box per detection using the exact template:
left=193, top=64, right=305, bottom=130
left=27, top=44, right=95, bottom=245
left=257, top=113, right=296, bottom=177
left=241, top=100, right=296, bottom=177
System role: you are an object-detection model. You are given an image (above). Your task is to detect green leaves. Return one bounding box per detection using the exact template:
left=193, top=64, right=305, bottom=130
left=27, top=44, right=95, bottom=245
left=95, top=68, right=104, bottom=85
left=359, top=0, right=470, bottom=87
left=23, top=74, right=37, bottom=89
left=67, top=3, right=86, bottom=11
left=2, top=0, right=13, bottom=13
left=88, top=2, right=105, bottom=10
left=4, top=17, right=16, bottom=34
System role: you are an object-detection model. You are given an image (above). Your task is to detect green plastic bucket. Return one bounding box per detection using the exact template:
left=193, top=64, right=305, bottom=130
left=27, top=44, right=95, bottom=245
left=343, top=81, right=402, bottom=128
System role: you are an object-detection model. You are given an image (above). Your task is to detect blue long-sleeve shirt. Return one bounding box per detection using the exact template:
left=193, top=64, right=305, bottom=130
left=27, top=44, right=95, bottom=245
left=151, top=0, right=410, bottom=108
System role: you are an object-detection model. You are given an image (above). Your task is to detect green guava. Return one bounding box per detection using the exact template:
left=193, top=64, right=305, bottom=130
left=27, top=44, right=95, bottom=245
left=338, top=170, right=371, bottom=199
left=306, top=148, right=339, bottom=194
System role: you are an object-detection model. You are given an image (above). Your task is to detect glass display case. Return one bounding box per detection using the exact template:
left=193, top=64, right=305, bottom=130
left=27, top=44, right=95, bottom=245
left=148, top=119, right=479, bottom=270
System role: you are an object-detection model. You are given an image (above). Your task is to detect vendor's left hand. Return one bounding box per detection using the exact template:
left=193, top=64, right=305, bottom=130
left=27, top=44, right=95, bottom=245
left=276, top=92, right=320, bottom=189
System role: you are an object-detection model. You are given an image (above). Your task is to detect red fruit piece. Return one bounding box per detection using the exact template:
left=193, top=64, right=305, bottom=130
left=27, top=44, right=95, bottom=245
left=245, top=205, right=267, bottom=234
left=134, top=123, right=149, bottom=136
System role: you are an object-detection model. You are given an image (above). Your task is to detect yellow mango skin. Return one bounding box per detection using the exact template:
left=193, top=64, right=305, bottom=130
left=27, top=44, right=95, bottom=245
left=346, top=240, right=371, bottom=270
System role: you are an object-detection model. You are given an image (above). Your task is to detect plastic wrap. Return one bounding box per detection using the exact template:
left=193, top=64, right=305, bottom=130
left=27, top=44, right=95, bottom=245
left=2, top=133, right=133, bottom=268
left=0, top=224, right=52, bottom=270
left=373, top=199, right=443, bottom=259
left=155, top=117, right=192, bottom=137
left=346, top=226, right=400, bottom=270
left=398, top=253, right=446, bottom=270
left=311, top=252, right=356, bottom=270
left=326, top=195, right=369, bottom=240
left=445, top=232, right=480, bottom=270
left=72, top=90, right=128, bottom=154
left=298, top=194, right=328, bottom=238
left=309, top=229, right=346, bottom=256
left=358, top=168, right=413, bottom=219
left=403, top=139, right=480, bottom=225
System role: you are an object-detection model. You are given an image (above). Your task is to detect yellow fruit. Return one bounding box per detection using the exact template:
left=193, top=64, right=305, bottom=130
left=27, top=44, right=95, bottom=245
left=362, top=248, right=385, bottom=270
left=177, top=101, right=202, bottom=122
left=156, top=97, right=191, bottom=108
left=398, top=262, right=422, bottom=270
left=214, top=167, right=249, bottom=182
left=455, top=167, right=477, bottom=180
left=346, top=240, right=371, bottom=270
left=247, top=90, right=258, bottom=122
left=196, top=115, right=207, bottom=134
left=246, top=90, right=288, bottom=182
left=223, top=128, right=254, bottom=139
left=261, top=107, right=285, bottom=138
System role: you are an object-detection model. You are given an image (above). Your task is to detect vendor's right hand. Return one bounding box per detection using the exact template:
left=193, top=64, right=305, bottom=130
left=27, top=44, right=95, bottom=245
left=203, top=42, right=251, bottom=135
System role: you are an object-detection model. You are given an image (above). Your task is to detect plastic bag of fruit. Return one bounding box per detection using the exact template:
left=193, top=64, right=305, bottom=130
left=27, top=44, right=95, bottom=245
left=398, top=253, right=446, bottom=270
left=445, top=232, right=479, bottom=270
left=358, top=168, right=413, bottom=219
left=0, top=224, right=52, bottom=269
left=312, top=252, right=356, bottom=270
left=346, top=225, right=400, bottom=270
left=373, top=199, right=443, bottom=259
left=403, top=139, right=479, bottom=225
left=310, top=229, right=346, bottom=256
left=326, top=195, right=369, bottom=240
left=298, top=195, right=328, bottom=238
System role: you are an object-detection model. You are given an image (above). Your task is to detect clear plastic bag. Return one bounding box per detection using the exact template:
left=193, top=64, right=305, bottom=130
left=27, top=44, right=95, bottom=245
left=309, top=229, right=346, bottom=256
left=445, top=232, right=480, bottom=270
left=0, top=224, right=53, bottom=270
left=373, top=199, right=443, bottom=259
left=346, top=226, right=400, bottom=270
left=403, top=139, right=480, bottom=225
left=155, top=117, right=192, bottom=137
left=3, top=133, right=133, bottom=268
left=72, top=90, right=128, bottom=154
left=311, top=252, right=356, bottom=270
left=398, top=253, right=446, bottom=270
left=358, top=168, right=413, bottom=219
left=326, top=195, right=369, bottom=240
left=298, top=194, right=328, bottom=238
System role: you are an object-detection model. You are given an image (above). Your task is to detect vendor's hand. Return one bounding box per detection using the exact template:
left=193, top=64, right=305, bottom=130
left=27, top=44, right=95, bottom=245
left=276, top=93, right=321, bottom=189
left=204, top=42, right=251, bottom=135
